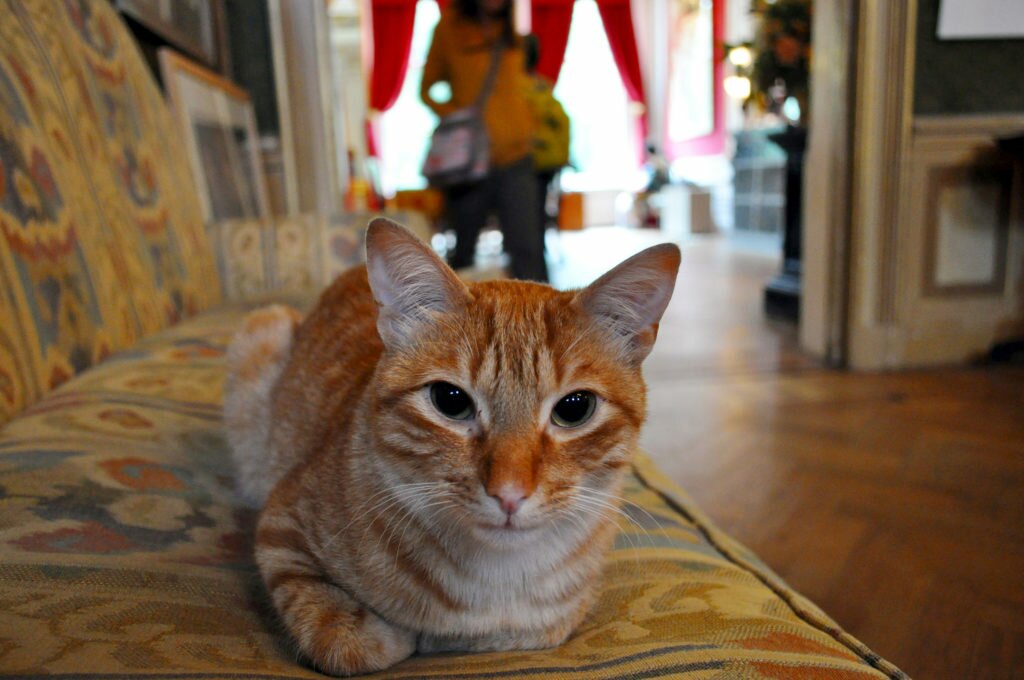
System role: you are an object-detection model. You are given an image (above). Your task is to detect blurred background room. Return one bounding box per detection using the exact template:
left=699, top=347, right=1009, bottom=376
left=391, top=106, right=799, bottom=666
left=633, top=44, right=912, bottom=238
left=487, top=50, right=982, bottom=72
left=115, top=0, right=1024, bottom=677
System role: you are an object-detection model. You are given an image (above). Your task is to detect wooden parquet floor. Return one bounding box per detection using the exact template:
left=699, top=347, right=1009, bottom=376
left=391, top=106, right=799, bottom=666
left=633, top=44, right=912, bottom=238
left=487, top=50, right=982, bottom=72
left=556, top=229, right=1024, bottom=679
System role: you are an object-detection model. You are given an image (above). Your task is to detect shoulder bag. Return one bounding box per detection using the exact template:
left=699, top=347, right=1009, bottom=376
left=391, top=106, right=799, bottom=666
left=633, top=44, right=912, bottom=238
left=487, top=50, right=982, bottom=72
left=422, top=40, right=503, bottom=188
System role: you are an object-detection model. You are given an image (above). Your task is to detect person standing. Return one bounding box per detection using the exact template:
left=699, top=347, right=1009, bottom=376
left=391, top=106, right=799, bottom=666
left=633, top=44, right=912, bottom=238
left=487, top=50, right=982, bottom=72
left=421, top=0, right=548, bottom=282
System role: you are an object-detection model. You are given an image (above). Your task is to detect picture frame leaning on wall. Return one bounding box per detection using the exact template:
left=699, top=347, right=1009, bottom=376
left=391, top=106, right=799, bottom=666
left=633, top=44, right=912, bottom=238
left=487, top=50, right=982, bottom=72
left=158, top=47, right=270, bottom=223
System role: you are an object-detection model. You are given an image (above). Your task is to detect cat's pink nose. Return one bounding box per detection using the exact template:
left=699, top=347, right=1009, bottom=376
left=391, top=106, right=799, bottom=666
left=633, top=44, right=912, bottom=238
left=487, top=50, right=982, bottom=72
left=490, top=486, right=528, bottom=515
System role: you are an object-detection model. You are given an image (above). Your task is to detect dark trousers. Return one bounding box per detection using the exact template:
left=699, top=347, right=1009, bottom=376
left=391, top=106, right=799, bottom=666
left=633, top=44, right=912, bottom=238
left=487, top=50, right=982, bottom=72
left=536, top=169, right=556, bottom=252
left=446, top=157, right=548, bottom=282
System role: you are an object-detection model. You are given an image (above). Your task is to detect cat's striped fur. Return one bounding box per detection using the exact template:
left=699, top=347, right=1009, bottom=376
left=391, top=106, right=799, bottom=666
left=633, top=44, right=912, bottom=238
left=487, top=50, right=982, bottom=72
left=225, top=219, right=680, bottom=675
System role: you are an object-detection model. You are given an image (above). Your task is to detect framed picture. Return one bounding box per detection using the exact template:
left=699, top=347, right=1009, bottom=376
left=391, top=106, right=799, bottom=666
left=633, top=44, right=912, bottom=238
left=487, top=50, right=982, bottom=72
left=937, top=0, right=1024, bottom=40
left=117, top=0, right=220, bottom=66
left=159, top=48, right=270, bottom=223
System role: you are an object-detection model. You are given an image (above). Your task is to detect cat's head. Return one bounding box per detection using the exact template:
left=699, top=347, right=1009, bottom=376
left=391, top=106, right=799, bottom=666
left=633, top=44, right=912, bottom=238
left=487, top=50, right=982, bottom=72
left=364, top=219, right=679, bottom=548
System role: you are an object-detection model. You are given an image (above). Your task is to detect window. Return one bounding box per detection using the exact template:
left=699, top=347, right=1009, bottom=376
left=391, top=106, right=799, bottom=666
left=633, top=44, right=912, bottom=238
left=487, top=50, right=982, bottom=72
left=554, top=0, right=643, bottom=192
left=668, top=0, right=714, bottom=143
left=378, top=0, right=441, bottom=195
left=379, top=0, right=644, bottom=194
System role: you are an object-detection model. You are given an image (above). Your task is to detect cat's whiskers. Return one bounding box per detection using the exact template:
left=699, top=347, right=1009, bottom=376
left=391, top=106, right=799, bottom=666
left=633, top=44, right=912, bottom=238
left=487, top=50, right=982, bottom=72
left=388, top=495, right=460, bottom=571
left=572, top=491, right=647, bottom=537
left=569, top=501, right=641, bottom=566
left=574, top=485, right=662, bottom=530
left=371, top=486, right=444, bottom=554
left=323, top=481, right=434, bottom=552
left=570, top=499, right=626, bottom=542
left=569, top=489, right=651, bottom=563
left=362, top=482, right=436, bottom=524
left=549, top=513, right=585, bottom=561
left=560, top=508, right=595, bottom=554
left=376, top=486, right=458, bottom=554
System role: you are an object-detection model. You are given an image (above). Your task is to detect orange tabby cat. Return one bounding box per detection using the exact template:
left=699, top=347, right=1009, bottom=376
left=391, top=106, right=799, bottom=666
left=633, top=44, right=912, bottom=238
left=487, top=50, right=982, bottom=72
left=224, top=219, right=680, bottom=675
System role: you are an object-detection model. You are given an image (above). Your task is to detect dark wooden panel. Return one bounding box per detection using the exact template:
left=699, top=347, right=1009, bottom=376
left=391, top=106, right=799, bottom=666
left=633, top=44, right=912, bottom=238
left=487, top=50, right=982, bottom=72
left=915, top=0, right=1024, bottom=115
left=224, top=0, right=279, bottom=136
left=116, top=0, right=228, bottom=85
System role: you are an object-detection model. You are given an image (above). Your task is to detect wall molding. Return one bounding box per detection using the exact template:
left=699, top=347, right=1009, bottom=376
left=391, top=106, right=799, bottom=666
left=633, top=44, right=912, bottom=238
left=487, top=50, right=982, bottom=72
left=845, top=0, right=918, bottom=368
left=876, top=0, right=916, bottom=325
left=913, top=113, right=1024, bottom=139
left=921, top=163, right=1012, bottom=298
left=800, top=0, right=857, bottom=364
left=832, top=0, right=1024, bottom=368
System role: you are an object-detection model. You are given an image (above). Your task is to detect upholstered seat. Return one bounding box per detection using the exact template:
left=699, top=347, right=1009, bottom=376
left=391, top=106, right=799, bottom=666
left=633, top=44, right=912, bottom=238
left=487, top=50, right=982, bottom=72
left=0, top=306, right=904, bottom=678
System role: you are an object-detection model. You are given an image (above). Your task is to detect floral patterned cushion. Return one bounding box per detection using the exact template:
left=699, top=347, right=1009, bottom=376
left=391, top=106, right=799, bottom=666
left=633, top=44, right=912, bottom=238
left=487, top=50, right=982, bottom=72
left=0, top=0, right=220, bottom=425
left=0, top=305, right=907, bottom=679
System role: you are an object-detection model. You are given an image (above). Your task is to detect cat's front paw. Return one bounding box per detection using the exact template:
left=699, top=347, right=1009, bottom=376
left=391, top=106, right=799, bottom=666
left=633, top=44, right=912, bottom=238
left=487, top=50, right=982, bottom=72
left=303, top=608, right=416, bottom=676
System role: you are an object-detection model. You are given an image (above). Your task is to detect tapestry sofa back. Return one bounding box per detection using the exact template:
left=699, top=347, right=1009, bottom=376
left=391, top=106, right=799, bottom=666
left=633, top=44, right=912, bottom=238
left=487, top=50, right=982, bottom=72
left=0, top=0, right=222, bottom=425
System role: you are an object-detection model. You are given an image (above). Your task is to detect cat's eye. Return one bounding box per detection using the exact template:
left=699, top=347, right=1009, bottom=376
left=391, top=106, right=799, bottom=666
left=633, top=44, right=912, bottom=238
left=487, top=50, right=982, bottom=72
left=551, top=391, right=597, bottom=428
left=430, top=382, right=475, bottom=421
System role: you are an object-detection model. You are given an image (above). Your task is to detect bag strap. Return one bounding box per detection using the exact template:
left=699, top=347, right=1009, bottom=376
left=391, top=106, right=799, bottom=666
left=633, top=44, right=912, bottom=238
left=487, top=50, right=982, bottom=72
left=474, top=38, right=504, bottom=110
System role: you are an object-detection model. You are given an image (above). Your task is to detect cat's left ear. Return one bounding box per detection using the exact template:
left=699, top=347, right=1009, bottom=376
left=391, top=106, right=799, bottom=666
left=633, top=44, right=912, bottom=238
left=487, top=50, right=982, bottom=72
left=365, top=217, right=471, bottom=350
left=577, top=243, right=680, bottom=365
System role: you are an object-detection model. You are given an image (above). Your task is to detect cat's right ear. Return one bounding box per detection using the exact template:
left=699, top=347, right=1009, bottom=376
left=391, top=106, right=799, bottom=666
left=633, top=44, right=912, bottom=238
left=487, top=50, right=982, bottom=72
left=576, top=243, right=680, bottom=366
left=365, top=218, right=471, bottom=350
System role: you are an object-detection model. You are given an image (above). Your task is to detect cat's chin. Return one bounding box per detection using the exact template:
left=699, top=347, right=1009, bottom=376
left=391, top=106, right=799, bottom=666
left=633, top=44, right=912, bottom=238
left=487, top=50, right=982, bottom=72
left=470, top=521, right=545, bottom=548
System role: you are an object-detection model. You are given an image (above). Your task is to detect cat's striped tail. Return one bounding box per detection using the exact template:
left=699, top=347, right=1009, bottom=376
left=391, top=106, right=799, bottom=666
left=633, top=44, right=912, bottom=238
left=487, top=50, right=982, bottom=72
left=224, top=304, right=302, bottom=508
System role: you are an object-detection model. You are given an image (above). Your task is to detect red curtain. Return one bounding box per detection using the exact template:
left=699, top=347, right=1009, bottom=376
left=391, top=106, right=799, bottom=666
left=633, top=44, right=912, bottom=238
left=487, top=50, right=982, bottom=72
left=595, top=0, right=648, bottom=143
left=530, top=0, right=575, bottom=84
left=368, top=0, right=418, bottom=112
left=436, top=0, right=451, bottom=10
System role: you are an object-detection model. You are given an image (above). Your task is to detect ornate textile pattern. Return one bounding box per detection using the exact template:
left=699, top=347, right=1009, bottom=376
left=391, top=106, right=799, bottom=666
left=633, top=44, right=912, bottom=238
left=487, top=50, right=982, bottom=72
left=209, top=210, right=432, bottom=302
left=29, top=0, right=221, bottom=323
left=0, top=0, right=127, bottom=424
left=317, top=211, right=433, bottom=284
left=0, top=305, right=906, bottom=678
left=0, top=0, right=220, bottom=425
left=211, top=218, right=273, bottom=301
left=273, top=214, right=322, bottom=296
left=320, top=212, right=371, bottom=283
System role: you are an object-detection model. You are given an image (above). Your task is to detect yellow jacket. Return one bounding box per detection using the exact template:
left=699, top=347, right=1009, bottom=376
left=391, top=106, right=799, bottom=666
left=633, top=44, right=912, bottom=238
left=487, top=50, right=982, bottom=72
left=420, top=10, right=535, bottom=168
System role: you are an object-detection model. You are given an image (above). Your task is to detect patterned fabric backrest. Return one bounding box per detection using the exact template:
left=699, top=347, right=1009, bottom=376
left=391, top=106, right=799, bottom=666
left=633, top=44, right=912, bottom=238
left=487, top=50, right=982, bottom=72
left=0, top=0, right=221, bottom=425
left=210, top=211, right=433, bottom=301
